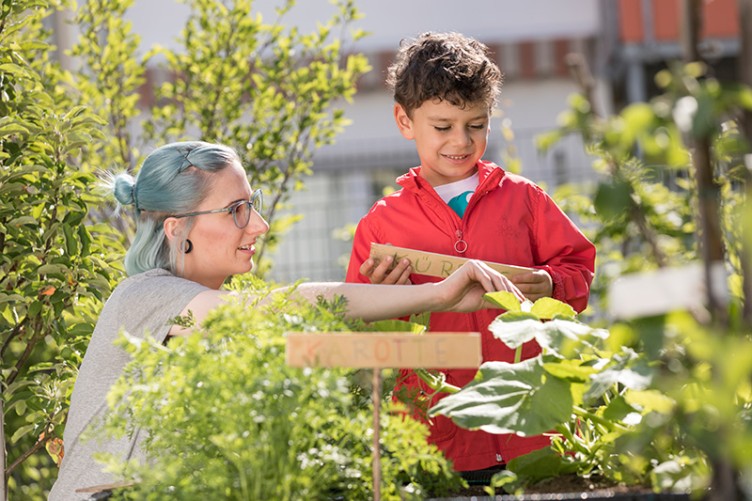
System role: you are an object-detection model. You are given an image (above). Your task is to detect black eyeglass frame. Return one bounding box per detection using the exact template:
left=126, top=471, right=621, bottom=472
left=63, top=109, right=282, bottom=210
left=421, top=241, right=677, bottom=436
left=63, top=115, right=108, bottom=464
left=170, top=188, right=263, bottom=229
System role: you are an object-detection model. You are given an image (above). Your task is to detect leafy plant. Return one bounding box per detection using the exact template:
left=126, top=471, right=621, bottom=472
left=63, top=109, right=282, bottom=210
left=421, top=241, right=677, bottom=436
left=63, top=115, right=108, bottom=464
left=526, top=52, right=752, bottom=499
left=0, top=1, right=125, bottom=497
left=539, top=62, right=752, bottom=319
left=429, top=293, right=729, bottom=496
left=97, top=278, right=463, bottom=500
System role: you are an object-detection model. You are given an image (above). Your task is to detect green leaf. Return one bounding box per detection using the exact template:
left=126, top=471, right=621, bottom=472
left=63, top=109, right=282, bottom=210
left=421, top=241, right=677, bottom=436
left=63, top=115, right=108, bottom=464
left=506, top=446, right=579, bottom=483
left=542, top=358, right=597, bottom=382
left=9, top=216, right=37, bottom=227
left=488, top=316, right=543, bottom=349
left=602, top=394, right=638, bottom=423
left=489, top=316, right=607, bottom=358
left=429, top=357, right=573, bottom=436
left=367, top=319, right=426, bottom=333
left=483, top=291, right=521, bottom=312
left=624, top=389, right=676, bottom=414
left=594, top=179, right=633, bottom=219
left=11, top=424, right=36, bottom=444
left=37, top=264, right=69, bottom=276
left=529, top=297, right=576, bottom=320
left=585, top=349, right=652, bottom=402
left=621, top=103, right=655, bottom=139
left=63, top=224, right=79, bottom=256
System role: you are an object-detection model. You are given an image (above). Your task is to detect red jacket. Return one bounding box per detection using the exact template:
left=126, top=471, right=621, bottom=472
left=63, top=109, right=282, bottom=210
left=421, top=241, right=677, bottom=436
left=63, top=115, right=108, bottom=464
left=346, top=161, right=596, bottom=471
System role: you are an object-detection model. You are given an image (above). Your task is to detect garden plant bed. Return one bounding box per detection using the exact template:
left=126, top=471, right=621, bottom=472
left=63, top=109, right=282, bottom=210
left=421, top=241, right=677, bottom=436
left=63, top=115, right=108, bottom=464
left=437, top=474, right=690, bottom=500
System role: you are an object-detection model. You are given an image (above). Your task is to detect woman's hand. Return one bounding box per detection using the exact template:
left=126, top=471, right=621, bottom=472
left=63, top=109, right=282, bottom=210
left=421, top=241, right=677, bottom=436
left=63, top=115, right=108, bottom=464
left=434, top=260, right=525, bottom=313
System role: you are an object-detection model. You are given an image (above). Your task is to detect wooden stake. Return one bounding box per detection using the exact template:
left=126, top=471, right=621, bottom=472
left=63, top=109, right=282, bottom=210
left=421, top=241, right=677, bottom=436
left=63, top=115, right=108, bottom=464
left=372, top=369, right=382, bottom=501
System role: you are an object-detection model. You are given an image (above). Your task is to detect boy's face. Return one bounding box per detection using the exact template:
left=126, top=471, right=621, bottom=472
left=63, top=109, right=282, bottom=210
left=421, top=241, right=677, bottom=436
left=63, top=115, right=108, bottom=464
left=394, top=98, right=490, bottom=187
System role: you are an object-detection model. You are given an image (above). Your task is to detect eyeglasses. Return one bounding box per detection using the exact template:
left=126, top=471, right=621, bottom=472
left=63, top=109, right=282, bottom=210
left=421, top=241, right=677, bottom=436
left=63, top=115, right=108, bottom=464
left=170, top=189, right=263, bottom=229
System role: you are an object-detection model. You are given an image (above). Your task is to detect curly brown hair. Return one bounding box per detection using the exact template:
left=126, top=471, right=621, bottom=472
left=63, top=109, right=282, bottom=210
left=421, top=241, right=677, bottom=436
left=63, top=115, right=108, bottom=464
left=386, top=32, right=503, bottom=116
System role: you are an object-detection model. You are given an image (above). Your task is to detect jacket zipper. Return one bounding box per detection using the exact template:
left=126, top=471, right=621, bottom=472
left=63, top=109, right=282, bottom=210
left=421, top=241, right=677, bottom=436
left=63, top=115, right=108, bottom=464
left=454, top=186, right=490, bottom=254
left=454, top=229, right=468, bottom=254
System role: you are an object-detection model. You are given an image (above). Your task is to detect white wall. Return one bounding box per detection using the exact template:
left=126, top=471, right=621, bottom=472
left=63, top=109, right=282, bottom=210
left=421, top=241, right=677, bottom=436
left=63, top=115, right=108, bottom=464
left=124, top=0, right=600, bottom=52
left=247, top=0, right=600, bottom=49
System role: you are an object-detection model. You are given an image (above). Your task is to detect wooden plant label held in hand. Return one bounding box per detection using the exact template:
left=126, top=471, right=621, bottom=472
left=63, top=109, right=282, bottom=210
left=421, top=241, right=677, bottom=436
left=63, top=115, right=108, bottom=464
left=286, top=332, right=482, bottom=369
left=369, top=242, right=532, bottom=278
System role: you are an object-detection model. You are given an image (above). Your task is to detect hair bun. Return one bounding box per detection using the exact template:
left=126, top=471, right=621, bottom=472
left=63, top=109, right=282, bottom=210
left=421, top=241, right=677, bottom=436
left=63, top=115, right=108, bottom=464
left=113, top=173, right=138, bottom=207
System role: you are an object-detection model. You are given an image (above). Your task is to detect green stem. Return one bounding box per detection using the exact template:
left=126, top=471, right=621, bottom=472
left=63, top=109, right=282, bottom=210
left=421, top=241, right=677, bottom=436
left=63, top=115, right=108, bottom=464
left=413, top=368, right=461, bottom=394
left=514, top=345, right=523, bottom=364
left=572, top=405, right=629, bottom=433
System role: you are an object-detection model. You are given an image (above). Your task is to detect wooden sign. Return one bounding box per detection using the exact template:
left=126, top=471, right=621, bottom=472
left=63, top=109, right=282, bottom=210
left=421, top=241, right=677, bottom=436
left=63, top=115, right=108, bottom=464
left=370, top=243, right=532, bottom=279
left=285, top=332, right=482, bottom=369
left=286, top=331, right=482, bottom=500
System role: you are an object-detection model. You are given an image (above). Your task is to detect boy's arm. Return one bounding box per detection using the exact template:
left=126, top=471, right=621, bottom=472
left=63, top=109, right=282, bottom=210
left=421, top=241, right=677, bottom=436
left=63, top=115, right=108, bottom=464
left=346, top=219, right=412, bottom=285
left=525, top=187, right=596, bottom=312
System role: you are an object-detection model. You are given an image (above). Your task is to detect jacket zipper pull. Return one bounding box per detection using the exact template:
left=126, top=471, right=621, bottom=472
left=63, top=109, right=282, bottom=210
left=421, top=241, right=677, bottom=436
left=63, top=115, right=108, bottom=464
left=454, top=229, right=468, bottom=254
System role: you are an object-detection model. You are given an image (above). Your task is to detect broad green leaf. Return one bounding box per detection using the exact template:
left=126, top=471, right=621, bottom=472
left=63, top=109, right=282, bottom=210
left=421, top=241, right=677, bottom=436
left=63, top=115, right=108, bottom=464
left=483, top=291, right=521, bottom=312
left=602, top=394, right=638, bottom=423
left=542, top=358, right=597, bottom=382
left=63, top=224, right=79, bottom=256
left=0, top=294, right=25, bottom=304
left=490, top=315, right=607, bottom=357
left=8, top=216, right=37, bottom=227
left=534, top=319, right=609, bottom=359
left=624, top=389, right=676, bottom=415
left=529, top=297, right=577, bottom=319
left=506, top=446, right=579, bottom=482
left=429, top=357, right=573, bottom=436
left=488, top=316, right=542, bottom=349
left=585, top=348, right=652, bottom=401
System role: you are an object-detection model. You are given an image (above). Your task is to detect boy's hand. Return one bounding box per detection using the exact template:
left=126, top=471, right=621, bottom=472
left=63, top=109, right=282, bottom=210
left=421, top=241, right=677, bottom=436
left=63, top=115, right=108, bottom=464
left=360, top=255, right=412, bottom=285
left=509, top=269, right=553, bottom=302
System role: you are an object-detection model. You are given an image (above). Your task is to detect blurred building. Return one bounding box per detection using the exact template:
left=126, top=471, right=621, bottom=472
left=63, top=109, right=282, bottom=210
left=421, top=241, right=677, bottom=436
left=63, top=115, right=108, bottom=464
left=50, top=0, right=744, bottom=282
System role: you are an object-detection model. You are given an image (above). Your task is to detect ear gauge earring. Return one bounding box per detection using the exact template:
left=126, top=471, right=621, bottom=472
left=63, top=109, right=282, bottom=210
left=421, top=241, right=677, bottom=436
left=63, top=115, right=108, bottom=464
left=182, top=239, right=193, bottom=254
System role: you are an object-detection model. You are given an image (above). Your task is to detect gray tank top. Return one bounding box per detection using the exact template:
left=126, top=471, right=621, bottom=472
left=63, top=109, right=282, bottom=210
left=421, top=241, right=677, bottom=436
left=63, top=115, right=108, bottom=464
left=49, top=269, right=209, bottom=500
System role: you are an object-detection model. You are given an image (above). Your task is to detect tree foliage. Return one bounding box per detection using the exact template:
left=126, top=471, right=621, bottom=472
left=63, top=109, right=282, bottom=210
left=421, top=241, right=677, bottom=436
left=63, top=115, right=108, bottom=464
left=538, top=62, right=752, bottom=316
left=2, top=0, right=369, bottom=497
left=1, top=0, right=125, bottom=497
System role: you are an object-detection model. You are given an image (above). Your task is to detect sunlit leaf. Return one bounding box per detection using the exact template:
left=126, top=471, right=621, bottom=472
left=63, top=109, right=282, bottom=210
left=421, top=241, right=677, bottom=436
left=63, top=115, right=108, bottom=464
left=429, top=357, right=572, bottom=436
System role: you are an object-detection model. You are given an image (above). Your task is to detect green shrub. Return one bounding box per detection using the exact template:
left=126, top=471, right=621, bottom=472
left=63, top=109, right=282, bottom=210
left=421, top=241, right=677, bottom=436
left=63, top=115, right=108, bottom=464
left=1, top=1, right=125, bottom=497
left=96, top=278, right=463, bottom=500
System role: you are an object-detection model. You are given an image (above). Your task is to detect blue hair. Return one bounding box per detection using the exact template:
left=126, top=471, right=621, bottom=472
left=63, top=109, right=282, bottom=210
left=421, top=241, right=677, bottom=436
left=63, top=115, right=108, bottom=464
left=112, top=141, right=241, bottom=276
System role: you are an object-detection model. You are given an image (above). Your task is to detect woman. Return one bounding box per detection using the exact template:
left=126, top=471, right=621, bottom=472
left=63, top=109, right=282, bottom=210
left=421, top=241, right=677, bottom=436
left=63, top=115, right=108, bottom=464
left=49, top=141, right=523, bottom=499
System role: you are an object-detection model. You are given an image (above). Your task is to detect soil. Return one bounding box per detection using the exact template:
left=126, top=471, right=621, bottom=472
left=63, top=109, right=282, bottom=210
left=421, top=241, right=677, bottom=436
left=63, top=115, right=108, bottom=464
left=441, top=474, right=673, bottom=499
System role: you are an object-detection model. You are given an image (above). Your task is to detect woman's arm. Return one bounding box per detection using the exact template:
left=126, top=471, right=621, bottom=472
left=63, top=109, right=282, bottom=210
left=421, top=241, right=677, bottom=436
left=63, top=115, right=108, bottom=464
left=169, top=260, right=523, bottom=335
left=290, top=260, right=522, bottom=322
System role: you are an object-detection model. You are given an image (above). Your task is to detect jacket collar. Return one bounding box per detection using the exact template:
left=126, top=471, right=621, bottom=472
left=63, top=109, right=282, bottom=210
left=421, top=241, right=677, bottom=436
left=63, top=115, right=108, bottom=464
left=397, top=160, right=505, bottom=192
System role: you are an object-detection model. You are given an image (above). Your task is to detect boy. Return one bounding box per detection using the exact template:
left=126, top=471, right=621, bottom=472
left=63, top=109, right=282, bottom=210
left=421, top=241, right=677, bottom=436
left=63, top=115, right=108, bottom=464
left=345, top=32, right=596, bottom=475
